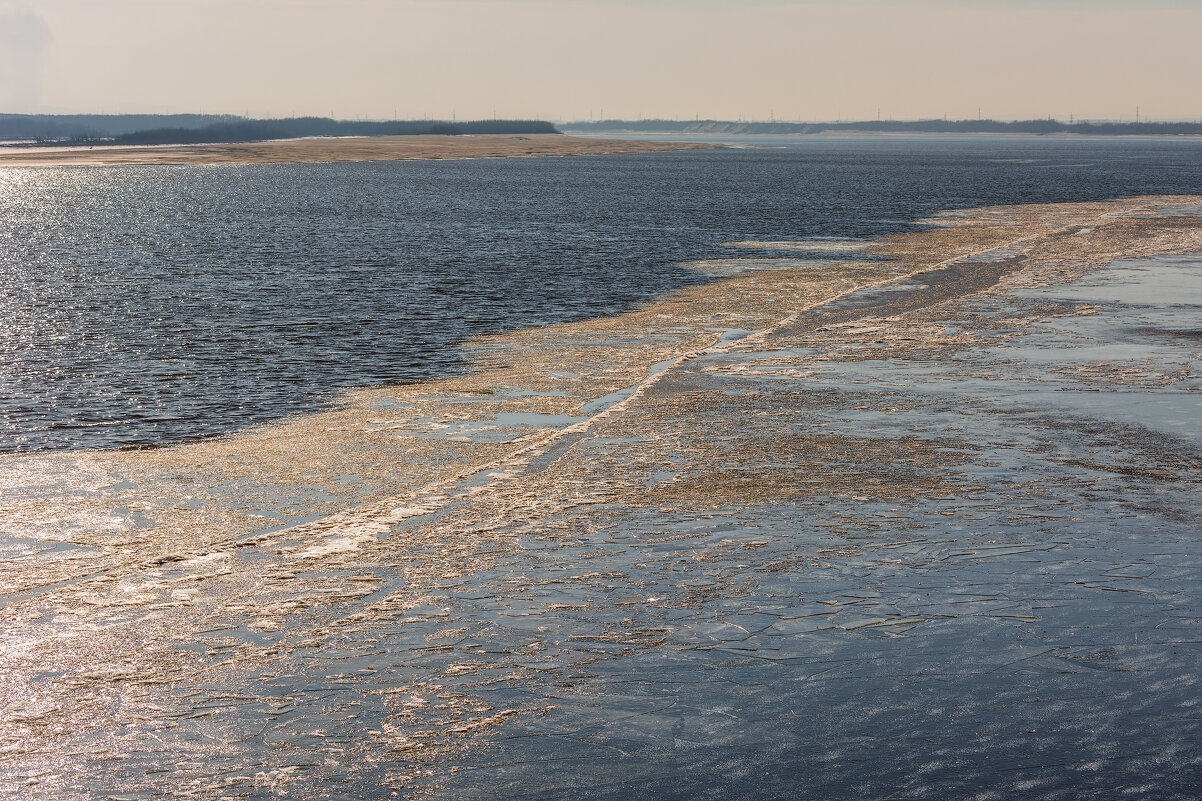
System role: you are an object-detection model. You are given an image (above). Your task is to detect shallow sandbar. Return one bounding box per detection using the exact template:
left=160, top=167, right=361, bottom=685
left=0, top=133, right=718, bottom=168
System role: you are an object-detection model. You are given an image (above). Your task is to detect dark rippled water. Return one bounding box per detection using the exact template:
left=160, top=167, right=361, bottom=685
left=3, top=135, right=1201, bottom=452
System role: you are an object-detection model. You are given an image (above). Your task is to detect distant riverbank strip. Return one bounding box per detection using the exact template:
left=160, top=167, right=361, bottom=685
left=0, top=134, right=719, bottom=167
left=563, top=118, right=1202, bottom=136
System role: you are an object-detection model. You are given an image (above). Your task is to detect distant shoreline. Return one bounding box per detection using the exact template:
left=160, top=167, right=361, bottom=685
left=562, top=119, right=1202, bottom=137
left=0, top=134, right=719, bottom=167
left=573, top=129, right=1202, bottom=140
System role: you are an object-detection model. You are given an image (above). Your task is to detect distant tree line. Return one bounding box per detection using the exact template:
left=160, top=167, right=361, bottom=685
left=112, top=118, right=557, bottom=145
left=0, top=114, right=240, bottom=141
left=0, top=114, right=559, bottom=146
left=561, top=118, right=1202, bottom=136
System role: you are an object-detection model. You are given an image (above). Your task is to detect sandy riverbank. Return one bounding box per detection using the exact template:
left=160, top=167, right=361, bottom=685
left=0, top=133, right=718, bottom=167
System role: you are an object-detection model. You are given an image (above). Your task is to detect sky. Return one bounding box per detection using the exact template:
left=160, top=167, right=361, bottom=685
left=2, top=0, right=1200, bottom=122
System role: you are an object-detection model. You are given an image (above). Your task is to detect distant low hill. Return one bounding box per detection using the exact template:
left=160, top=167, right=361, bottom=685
left=0, top=115, right=558, bottom=145
left=562, top=119, right=1202, bottom=136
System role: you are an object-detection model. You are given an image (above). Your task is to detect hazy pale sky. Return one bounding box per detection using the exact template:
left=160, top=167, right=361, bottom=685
left=2, top=0, right=1200, bottom=121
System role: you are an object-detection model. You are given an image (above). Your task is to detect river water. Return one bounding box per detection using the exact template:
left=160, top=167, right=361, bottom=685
left=3, top=135, right=1201, bottom=452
